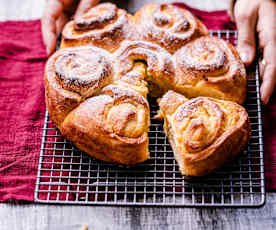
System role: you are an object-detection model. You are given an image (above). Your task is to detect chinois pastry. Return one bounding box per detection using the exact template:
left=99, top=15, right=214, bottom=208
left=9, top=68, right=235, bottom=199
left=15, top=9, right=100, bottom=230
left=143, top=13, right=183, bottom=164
left=60, top=3, right=133, bottom=52
left=158, top=90, right=250, bottom=176
left=45, top=2, right=249, bottom=168
left=173, top=36, right=247, bottom=104
left=134, top=3, right=208, bottom=53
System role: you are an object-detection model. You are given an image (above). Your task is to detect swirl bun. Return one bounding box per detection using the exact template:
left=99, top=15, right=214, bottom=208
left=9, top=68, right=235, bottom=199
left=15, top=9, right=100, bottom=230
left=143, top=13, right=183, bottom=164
left=112, top=62, right=149, bottom=98
left=60, top=85, right=150, bottom=165
left=74, top=3, right=118, bottom=30
left=46, top=3, right=250, bottom=168
left=158, top=90, right=250, bottom=176
left=113, top=40, right=175, bottom=96
left=61, top=3, right=132, bottom=52
left=174, top=36, right=247, bottom=104
left=174, top=99, right=224, bottom=153
left=134, top=3, right=208, bottom=53
left=45, top=46, right=113, bottom=126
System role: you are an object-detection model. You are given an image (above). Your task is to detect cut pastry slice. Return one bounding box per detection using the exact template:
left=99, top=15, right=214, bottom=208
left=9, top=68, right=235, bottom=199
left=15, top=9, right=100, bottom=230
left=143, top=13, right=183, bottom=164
left=113, top=40, right=175, bottom=97
left=112, top=62, right=149, bottom=98
left=60, top=84, right=150, bottom=165
left=158, top=90, right=250, bottom=176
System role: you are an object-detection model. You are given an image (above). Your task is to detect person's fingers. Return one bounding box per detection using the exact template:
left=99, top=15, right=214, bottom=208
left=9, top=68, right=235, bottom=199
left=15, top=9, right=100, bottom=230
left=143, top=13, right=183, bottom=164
left=258, top=1, right=276, bottom=105
left=259, top=59, right=265, bottom=80
left=260, top=41, right=276, bottom=105
left=41, top=0, right=63, bottom=55
left=56, top=13, right=70, bottom=36
left=257, top=0, right=276, bottom=49
left=260, top=61, right=276, bottom=105
left=74, top=0, right=100, bottom=20
left=234, top=0, right=258, bottom=65
left=228, top=0, right=236, bottom=21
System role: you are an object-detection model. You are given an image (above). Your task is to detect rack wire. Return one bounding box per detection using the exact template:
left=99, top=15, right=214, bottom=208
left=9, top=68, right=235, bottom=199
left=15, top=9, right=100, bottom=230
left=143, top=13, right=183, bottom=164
left=34, top=30, right=265, bottom=207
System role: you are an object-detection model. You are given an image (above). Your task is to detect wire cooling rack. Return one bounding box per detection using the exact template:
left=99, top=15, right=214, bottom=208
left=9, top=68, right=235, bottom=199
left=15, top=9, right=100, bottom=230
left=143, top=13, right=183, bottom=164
left=34, top=30, right=265, bottom=207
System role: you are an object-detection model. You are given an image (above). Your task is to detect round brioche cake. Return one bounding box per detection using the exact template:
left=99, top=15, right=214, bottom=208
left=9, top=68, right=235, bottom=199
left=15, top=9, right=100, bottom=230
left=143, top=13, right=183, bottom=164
left=44, top=2, right=250, bottom=176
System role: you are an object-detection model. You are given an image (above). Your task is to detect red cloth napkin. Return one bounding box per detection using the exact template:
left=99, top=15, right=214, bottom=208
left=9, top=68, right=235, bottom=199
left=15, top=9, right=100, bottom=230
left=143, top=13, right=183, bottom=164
left=0, top=3, right=274, bottom=203
left=263, top=95, right=276, bottom=190
left=0, top=20, right=47, bottom=202
left=173, top=3, right=236, bottom=30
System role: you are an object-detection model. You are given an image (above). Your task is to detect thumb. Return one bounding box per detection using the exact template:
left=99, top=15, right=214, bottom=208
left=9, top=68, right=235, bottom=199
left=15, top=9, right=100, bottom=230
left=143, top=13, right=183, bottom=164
left=234, top=1, right=258, bottom=65
left=41, top=0, right=63, bottom=55
left=74, top=0, right=100, bottom=20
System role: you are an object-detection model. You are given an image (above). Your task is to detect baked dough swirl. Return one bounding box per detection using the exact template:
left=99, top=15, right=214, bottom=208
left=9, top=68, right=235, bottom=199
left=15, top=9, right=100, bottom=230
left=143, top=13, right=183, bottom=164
left=112, top=62, right=149, bottom=98
left=61, top=3, right=132, bottom=52
left=113, top=40, right=175, bottom=96
left=44, top=46, right=113, bottom=126
left=158, top=90, right=250, bottom=176
left=174, top=36, right=247, bottom=104
left=45, top=2, right=250, bottom=169
left=135, top=3, right=208, bottom=53
left=60, top=85, right=150, bottom=165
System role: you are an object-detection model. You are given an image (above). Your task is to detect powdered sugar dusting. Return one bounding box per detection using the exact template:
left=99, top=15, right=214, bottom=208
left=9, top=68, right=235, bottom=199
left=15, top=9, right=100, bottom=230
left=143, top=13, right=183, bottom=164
left=136, top=3, right=207, bottom=53
left=62, top=3, right=131, bottom=52
left=175, top=36, right=246, bottom=86
left=54, top=46, right=113, bottom=97
left=113, top=40, right=175, bottom=86
left=74, top=3, right=117, bottom=30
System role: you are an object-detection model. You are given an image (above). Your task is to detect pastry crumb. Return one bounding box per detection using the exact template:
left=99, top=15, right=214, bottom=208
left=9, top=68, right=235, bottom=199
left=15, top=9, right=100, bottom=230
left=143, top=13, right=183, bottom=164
left=81, top=225, right=88, bottom=230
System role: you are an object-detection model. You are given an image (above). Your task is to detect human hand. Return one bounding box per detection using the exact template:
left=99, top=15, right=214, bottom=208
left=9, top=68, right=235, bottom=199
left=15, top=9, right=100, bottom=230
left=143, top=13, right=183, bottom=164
left=42, top=0, right=99, bottom=56
left=229, top=0, right=276, bottom=105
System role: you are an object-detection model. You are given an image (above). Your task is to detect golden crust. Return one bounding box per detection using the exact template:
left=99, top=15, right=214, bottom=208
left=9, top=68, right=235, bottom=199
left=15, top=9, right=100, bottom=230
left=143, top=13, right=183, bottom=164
left=112, top=62, right=149, bottom=98
left=134, top=3, right=208, bottom=53
left=61, top=3, right=135, bottom=52
left=159, top=91, right=250, bottom=176
left=44, top=45, right=113, bottom=126
left=45, top=3, right=250, bottom=169
left=60, top=85, right=150, bottom=165
left=173, top=36, right=247, bottom=104
left=113, top=40, right=175, bottom=96
left=45, top=45, right=150, bottom=165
